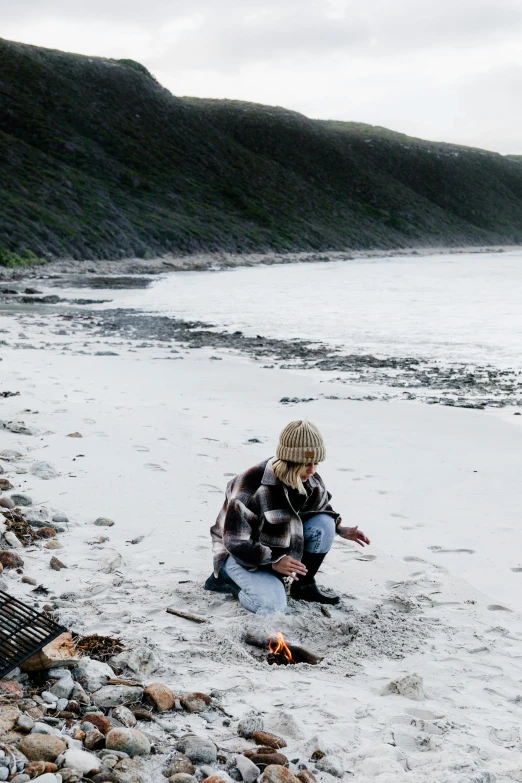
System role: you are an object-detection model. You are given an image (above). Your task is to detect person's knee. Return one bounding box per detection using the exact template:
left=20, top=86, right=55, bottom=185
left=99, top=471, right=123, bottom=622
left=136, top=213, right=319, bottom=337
left=305, top=513, right=336, bottom=553
left=241, top=584, right=287, bottom=615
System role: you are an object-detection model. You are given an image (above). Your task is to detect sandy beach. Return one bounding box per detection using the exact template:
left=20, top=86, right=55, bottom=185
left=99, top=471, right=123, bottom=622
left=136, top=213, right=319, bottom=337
left=1, top=279, right=522, bottom=782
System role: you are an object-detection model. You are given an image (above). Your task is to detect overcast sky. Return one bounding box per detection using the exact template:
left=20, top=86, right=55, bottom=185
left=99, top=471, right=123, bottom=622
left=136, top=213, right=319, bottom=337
left=3, top=0, right=521, bottom=153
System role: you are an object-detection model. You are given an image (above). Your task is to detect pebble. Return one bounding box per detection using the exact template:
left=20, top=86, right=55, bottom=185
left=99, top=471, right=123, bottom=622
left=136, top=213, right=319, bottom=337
left=175, top=735, right=217, bottom=765
left=31, top=462, right=59, bottom=480
left=50, top=556, right=67, bottom=570
left=92, top=685, right=143, bottom=708
left=70, top=682, right=90, bottom=705
left=236, top=755, right=261, bottom=783
left=252, top=732, right=286, bottom=749
left=60, top=749, right=101, bottom=775
left=9, top=776, right=30, bottom=783
left=168, top=776, right=198, bottom=783
left=0, top=497, right=15, bottom=509
left=4, top=530, right=23, bottom=547
left=32, top=722, right=61, bottom=736
left=163, top=755, right=195, bottom=777
left=25, top=775, right=57, bottom=783
left=315, top=756, right=344, bottom=778
left=50, top=671, right=74, bottom=700
left=144, top=682, right=176, bottom=712
left=0, top=551, right=24, bottom=569
left=246, top=752, right=288, bottom=770
left=83, top=713, right=112, bottom=734
left=202, top=775, right=233, bottom=783
left=112, top=705, right=136, bottom=727
left=74, top=657, right=114, bottom=693
left=0, top=678, right=23, bottom=699
left=261, top=767, right=300, bottom=783
left=52, top=513, right=69, bottom=525
left=67, top=432, right=82, bottom=438
left=37, top=527, right=57, bottom=538
left=16, top=714, right=34, bottom=732
left=55, top=699, right=68, bottom=712
left=41, top=692, right=58, bottom=705
left=0, top=478, right=14, bottom=490
left=105, top=728, right=151, bottom=757
left=45, top=540, right=63, bottom=550
left=180, top=692, right=212, bottom=713
left=296, top=772, right=316, bottom=783
left=10, top=493, right=32, bottom=506
left=18, top=735, right=66, bottom=762
left=21, top=575, right=37, bottom=585
left=84, top=728, right=105, bottom=750
left=94, top=517, right=115, bottom=527
left=24, top=762, right=58, bottom=778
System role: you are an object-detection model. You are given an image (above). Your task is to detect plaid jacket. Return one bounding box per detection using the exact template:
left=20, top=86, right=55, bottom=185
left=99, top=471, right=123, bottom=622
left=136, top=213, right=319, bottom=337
left=211, top=458, right=341, bottom=575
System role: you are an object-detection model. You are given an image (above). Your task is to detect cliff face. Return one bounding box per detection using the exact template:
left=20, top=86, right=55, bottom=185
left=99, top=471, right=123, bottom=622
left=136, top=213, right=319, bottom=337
left=1, top=37, right=522, bottom=262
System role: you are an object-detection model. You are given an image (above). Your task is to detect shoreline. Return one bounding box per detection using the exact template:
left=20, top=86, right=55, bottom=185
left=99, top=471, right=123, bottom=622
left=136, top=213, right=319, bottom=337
left=0, top=243, right=518, bottom=282
left=1, top=302, right=522, bottom=781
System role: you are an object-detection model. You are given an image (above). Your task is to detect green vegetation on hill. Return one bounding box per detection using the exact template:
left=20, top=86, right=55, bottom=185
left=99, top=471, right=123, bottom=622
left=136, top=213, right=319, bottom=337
left=1, top=37, right=522, bottom=262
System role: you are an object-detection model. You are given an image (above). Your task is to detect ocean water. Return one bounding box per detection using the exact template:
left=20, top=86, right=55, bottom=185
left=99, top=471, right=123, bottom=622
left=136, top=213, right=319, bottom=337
left=130, top=250, right=522, bottom=369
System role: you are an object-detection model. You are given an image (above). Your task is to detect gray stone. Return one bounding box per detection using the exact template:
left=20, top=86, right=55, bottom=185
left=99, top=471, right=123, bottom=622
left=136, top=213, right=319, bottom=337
left=0, top=769, right=9, bottom=782
left=70, top=682, right=91, bottom=705
left=10, top=493, right=32, bottom=506
left=175, top=735, right=217, bottom=765
left=24, top=507, right=50, bottom=526
left=111, top=644, right=159, bottom=675
left=237, top=713, right=264, bottom=739
left=52, top=513, right=69, bottom=525
left=31, top=722, right=61, bottom=736
left=0, top=449, right=22, bottom=461
left=92, top=685, right=143, bottom=709
left=41, top=691, right=58, bottom=705
left=112, top=705, right=137, bottom=727
left=315, top=756, right=344, bottom=778
left=16, top=714, right=34, bottom=732
left=31, top=462, right=59, bottom=480
left=50, top=671, right=74, bottom=700
left=106, top=728, right=151, bottom=757
left=94, top=517, right=115, bottom=527
left=7, top=775, right=29, bottom=783
left=56, top=698, right=68, bottom=711
left=236, top=755, right=261, bottom=783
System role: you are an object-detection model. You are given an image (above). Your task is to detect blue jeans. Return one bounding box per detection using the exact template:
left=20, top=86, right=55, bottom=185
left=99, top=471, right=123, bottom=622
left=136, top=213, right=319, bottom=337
left=223, top=513, right=336, bottom=614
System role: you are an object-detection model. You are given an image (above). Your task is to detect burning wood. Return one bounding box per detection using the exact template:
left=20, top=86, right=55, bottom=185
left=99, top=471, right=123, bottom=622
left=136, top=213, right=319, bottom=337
left=244, top=631, right=323, bottom=665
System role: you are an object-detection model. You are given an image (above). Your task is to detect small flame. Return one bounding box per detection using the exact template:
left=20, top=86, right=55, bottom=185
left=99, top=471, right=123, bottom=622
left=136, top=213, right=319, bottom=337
left=268, top=631, right=294, bottom=663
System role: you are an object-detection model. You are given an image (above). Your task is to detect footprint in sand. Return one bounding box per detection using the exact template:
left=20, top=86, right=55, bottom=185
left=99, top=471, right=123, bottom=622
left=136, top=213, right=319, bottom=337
left=144, top=463, right=167, bottom=472
left=223, top=473, right=235, bottom=476
left=376, top=490, right=390, bottom=495
left=487, top=604, right=512, bottom=612
left=428, top=547, right=475, bottom=554
left=197, top=453, right=218, bottom=461
left=356, top=554, right=377, bottom=561
left=133, top=445, right=150, bottom=452
left=199, top=484, right=222, bottom=493
left=83, top=418, right=96, bottom=424
left=403, top=556, right=426, bottom=563
left=391, top=513, right=408, bottom=519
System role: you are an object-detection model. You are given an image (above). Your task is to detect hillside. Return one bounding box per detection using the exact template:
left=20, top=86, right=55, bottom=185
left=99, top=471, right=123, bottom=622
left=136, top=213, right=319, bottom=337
left=1, top=37, right=522, bottom=263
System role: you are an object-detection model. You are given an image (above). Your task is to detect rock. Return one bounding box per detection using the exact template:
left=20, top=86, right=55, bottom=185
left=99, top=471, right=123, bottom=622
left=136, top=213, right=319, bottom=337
left=0, top=702, right=21, bottom=733
left=0, top=479, right=14, bottom=490
left=296, top=772, right=316, bottom=783
left=144, top=683, right=176, bottom=712
left=24, top=507, right=50, bottom=526
left=265, top=712, right=303, bottom=740
left=74, top=657, right=114, bottom=692
left=44, top=540, right=63, bottom=550
left=168, top=775, right=197, bottom=783
left=175, top=735, right=217, bottom=765
left=67, top=432, right=82, bottom=438
left=4, top=530, right=23, bottom=548
left=52, top=513, right=69, bottom=525
left=201, top=776, right=232, bottom=783
left=36, top=527, right=57, bottom=539
left=97, top=550, right=123, bottom=573
left=94, top=517, right=115, bottom=527
left=84, top=713, right=112, bottom=734
left=0, top=550, right=24, bottom=568
left=112, top=705, right=137, bottom=727
left=237, top=713, right=264, bottom=739
left=32, top=721, right=61, bottom=735
left=31, top=462, right=59, bottom=480
left=106, top=728, right=151, bottom=757
left=21, top=575, right=37, bottom=585
left=314, top=756, right=344, bottom=778
left=10, top=493, right=32, bottom=506
left=261, top=766, right=300, bottom=783
left=24, top=762, right=58, bottom=778
left=61, top=749, right=101, bottom=775
left=252, top=732, right=286, bottom=750
left=236, top=755, right=261, bottom=783
left=381, top=674, right=426, bottom=701
left=56, top=698, right=68, bottom=711
left=41, top=691, right=58, bottom=704
left=0, top=449, right=22, bottom=461
left=21, top=633, right=80, bottom=672
left=49, top=556, right=67, bottom=570
left=246, top=753, right=288, bottom=770
left=50, top=671, right=74, bottom=699
left=25, top=775, right=58, bottom=783
left=130, top=707, right=153, bottom=721
left=16, top=713, right=34, bottom=732
left=92, top=685, right=143, bottom=709
left=85, top=728, right=106, bottom=750
left=0, top=497, right=15, bottom=509
left=163, top=755, right=195, bottom=777
left=112, top=644, right=160, bottom=676
left=9, top=776, right=30, bottom=783
left=180, top=692, right=212, bottom=713
left=0, top=677, right=23, bottom=699
left=18, top=735, right=66, bottom=762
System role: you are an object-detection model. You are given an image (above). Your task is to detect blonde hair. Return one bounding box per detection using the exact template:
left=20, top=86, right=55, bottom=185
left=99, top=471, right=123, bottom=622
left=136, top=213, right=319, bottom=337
left=272, top=459, right=307, bottom=494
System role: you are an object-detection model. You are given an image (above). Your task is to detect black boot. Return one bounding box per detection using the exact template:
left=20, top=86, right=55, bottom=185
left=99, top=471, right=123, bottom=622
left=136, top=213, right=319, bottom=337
left=204, top=570, right=241, bottom=599
left=290, top=552, right=340, bottom=605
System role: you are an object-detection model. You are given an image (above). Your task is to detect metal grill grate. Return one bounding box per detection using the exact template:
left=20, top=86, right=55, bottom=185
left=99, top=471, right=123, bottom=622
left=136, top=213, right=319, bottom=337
left=0, top=589, right=67, bottom=678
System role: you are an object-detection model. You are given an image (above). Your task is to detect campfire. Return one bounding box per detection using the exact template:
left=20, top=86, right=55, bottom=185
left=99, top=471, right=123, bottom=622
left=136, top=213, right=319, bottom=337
left=267, top=632, right=295, bottom=666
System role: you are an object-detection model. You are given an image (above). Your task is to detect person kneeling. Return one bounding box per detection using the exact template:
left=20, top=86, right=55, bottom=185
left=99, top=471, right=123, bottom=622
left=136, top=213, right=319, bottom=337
left=205, top=420, right=370, bottom=614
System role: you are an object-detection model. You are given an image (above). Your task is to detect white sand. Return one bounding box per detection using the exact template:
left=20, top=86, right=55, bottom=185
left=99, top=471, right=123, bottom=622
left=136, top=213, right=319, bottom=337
left=1, top=308, right=522, bottom=782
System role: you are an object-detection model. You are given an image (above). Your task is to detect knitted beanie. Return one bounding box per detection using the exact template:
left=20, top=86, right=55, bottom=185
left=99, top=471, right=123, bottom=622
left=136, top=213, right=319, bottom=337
left=275, top=420, right=326, bottom=464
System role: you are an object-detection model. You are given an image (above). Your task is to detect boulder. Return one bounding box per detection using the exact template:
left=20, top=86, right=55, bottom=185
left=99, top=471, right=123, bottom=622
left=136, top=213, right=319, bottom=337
left=18, top=735, right=66, bottom=762
left=237, top=713, right=263, bottom=739
left=144, top=683, right=176, bottom=712
left=0, top=550, right=24, bottom=569
left=92, top=685, right=143, bottom=709
left=261, top=767, right=300, bottom=783
left=21, top=633, right=79, bottom=671
left=105, top=728, right=151, bottom=757
left=175, top=735, right=217, bottom=765
left=180, top=692, right=212, bottom=713
left=252, top=732, right=286, bottom=749
left=60, top=749, right=102, bottom=775
left=236, top=754, right=261, bottom=783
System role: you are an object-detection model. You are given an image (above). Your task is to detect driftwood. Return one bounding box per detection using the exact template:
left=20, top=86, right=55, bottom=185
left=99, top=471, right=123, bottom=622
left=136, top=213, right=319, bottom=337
left=244, top=632, right=323, bottom=665
left=166, top=608, right=209, bottom=624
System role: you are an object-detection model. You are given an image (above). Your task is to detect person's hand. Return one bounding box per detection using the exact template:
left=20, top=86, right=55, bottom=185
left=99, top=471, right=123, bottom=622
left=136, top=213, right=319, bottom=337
left=338, top=525, right=371, bottom=547
left=272, top=556, right=308, bottom=580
